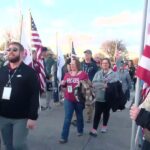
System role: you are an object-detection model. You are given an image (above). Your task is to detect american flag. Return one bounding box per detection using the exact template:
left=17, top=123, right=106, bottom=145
left=114, top=43, right=122, bottom=61
left=142, top=83, right=150, bottom=101
left=31, top=14, right=42, bottom=59
left=136, top=3, right=150, bottom=101
left=136, top=45, right=150, bottom=101
left=71, top=41, right=76, bottom=56
left=30, top=13, right=46, bottom=93
left=71, top=41, right=77, bottom=59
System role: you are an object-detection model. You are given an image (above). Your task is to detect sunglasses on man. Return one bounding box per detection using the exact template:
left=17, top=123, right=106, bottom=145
left=7, top=48, right=19, bottom=52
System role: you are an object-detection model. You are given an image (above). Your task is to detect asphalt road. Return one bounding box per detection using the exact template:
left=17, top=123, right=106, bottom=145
left=0, top=92, right=135, bottom=150
left=27, top=101, right=132, bottom=150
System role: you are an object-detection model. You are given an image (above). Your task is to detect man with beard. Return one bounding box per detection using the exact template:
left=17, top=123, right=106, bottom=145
left=0, top=42, right=39, bottom=150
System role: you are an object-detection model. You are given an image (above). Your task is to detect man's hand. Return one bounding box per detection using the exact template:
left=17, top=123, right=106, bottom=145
left=26, top=119, right=36, bottom=129
left=130, top=105, right=140, bottom=121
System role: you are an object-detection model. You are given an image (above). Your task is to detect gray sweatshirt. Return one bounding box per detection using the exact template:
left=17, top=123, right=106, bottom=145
left=118, top=69, right=131, bottom=93
left=92, top=69, right=119, bottom=102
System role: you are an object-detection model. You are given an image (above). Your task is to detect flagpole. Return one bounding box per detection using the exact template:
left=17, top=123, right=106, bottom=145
left=114, top=41, right=117, bottom=62
left=130, top=0, right=148, bottom=150
left=28, top=9, right=32, bottom=48
left=56, top=32, right=58, bottom=55
left=19, top=15, right=23, bottom=42
left=29, top=10, right=34, bottom=66
left=17, top=0, right=23, bottom=42
left=18, top=0, right=23, bottom=43
left=56, top=32, right=61, bottom=102
left=68, top=36, right=72, bottom=56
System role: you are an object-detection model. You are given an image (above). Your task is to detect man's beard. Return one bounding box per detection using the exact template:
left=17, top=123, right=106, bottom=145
left=8, top=55, right=20, bottom=63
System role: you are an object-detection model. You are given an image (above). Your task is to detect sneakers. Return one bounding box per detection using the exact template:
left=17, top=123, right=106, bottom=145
left=41, top=106, right=48, bottom=111
left=71, top=120, right=77, bottom=127
left=77, top=132, right=83, bottom=136
left=89, top=129, right=97, bottom=137
left=53, top=102, right=60, bottom=106
left=41, top=106, right=52, bottom=111
left=59, top=138, right=67, bottom=144
left=101, top=126, right=107, bottom=133
left=86, top=119, right=91, bottom=123
left=89, top=126, right=107, bottom=136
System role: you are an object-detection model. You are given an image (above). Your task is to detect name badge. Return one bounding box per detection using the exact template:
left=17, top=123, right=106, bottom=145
left=67, top=86, right=73, bottom=93
left=2, top=87, right=12, bottom=100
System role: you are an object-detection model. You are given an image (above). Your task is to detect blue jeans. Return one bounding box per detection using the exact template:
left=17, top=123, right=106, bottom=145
left=61, top=99, right=84, bottom=140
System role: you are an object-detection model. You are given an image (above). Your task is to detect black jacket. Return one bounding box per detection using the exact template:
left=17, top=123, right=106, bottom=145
left=0, top=63, right=39, bottom=120
left=81, top=60, right=98, bottom=81
left=105, top=81, right=126, bottom=112
left=136, top=108, right=150, bottom=130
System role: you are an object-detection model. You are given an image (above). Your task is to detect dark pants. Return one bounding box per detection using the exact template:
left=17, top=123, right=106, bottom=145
left=53, top=87, right=59, bottom=102
left=133, top=78, right=137, bottom=90
left=93, top=101, right=111, bottom=130
left=142, top=140, right=150, bottom=150
left=125, top=88, right=130, bottom=101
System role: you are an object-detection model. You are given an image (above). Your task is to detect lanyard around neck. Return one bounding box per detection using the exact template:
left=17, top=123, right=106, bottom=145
left=6, top=68, right=18, bottom=87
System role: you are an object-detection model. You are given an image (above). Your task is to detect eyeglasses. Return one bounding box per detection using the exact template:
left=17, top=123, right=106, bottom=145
left=7, top=48, right=18, bottom=52
left=70, top=63, right=76, bottom=66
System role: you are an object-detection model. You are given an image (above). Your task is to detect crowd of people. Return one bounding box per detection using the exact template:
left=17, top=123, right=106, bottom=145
left=0, top=42, right=149, bottom=150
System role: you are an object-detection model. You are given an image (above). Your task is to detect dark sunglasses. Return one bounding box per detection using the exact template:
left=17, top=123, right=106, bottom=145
left=7, top=48, right=18, bottom=52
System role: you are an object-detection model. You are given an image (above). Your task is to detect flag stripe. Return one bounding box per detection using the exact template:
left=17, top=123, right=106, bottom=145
left=136, top=66, right=150, bottom=85
left=143, top=45, right=150, bottom=58
left=32, top=31, right=39, bottom=34
left=32, top=33, right=40, bottom=36
left=139, top=55, right=150, bottom=71
left=31, top=41, right=42, bottom=45
left=142, top=83, right=150, bottom=100
left=31, top=37, right=41, bottom=40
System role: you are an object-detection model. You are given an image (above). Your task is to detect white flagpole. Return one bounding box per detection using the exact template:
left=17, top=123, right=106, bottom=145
left=56, top=33, right=65, bottom=103
left=56, top=32, right=58, bottom=55
left=68, top=36, right=72, bottom=56
left=130, top=0, right=148, bottom=150
left=19, top=15, right=23, bottom=42
left=56, top=32, right=61, bottom=102
left=18, top=0, right=23, bottom=43
left=114, top=41, right=117, bottom=62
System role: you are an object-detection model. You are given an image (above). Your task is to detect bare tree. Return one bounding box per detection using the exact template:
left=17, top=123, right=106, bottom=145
left=3, top=30, right=16, bottom=47
left=101, top=40, right=128, bottom=61
left=0, top=43, right=5, bottom=51
left=0, top=29, right=19, bottom=51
